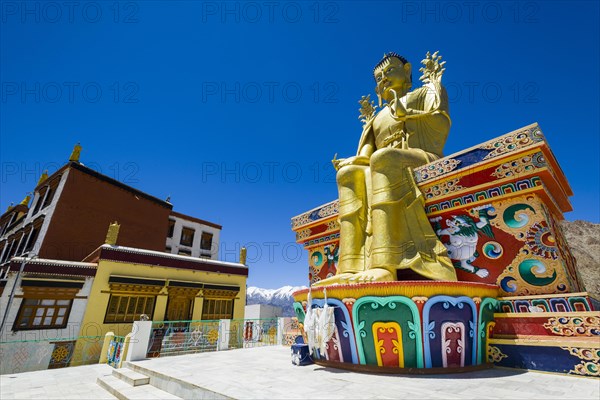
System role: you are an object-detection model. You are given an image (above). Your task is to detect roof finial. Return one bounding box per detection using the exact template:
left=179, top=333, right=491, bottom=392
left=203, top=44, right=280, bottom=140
left=105, top=221, right=120, bottom=246
left=240, top=246, right=247, bottom=265
left=69, top=142, right=82, bottom=163
left=37, top=170, right=49, bottom=186
left=20, top=194, right=32, bottom=206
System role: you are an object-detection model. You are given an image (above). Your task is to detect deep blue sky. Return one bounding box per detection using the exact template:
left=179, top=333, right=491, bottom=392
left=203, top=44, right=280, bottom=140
left=1, top=1, right=599, bottom=289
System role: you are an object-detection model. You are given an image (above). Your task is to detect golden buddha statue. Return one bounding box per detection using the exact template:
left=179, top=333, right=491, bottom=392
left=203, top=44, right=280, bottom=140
left=315, top=51, right=457, bottom=286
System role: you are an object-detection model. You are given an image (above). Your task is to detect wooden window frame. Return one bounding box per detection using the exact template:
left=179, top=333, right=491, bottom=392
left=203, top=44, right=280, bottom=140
left=104, top=294, right=156, bottom=324
left=24, top=224, right=41, bottom=253
left=201, top=298, right=234, bottom=320
left=200, top=232, right=213, bottom=251
left=32, top=188, right=47, bottom=215
left=180, top=227, right=195, bottom=247
left=15, top=230, right=30, bottom=256
left=13, top=287, right=77, bottom=331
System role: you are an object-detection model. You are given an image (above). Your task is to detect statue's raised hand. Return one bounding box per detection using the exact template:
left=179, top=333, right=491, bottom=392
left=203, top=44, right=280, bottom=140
left=419, top=51, right=446, bottom=84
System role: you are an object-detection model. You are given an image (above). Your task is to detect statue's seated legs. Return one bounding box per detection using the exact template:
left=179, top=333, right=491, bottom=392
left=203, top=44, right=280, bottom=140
left=313, top=164, right=369, bottom=286
left=314, top=148, right=456, bottom=286
left=368, top=147, right=456, bottom=281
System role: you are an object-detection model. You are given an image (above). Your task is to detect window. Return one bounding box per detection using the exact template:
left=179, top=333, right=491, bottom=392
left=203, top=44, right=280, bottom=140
left=42, top=187, right=55, bottom=209
left=7, top=213, right=17, bottom=229
left=202, top=299, right=233, bottom=320
left=0, top=241, right=14, bottom=263
left=167, top=220, right=175, bottom=238
left=15, top=232, right=28, bottom=255
left=14, top=298, right=72, bottom=330
left=178, top=248, right=192, bottom=256
left=165, top=246, right=172, bottom=253
left=1, top=213, right=17, bottom=236
left=13, top=284, right=80, bottom=331
left=180, top=227, right=195, bottom=247
left=4, top=239, right=18, bottom=262
left=32, top=188, right=47, bottom=215
left=24, top=226, right=40, bottom=253
left=104, top=295, right=156, bottom=323
left=200, top=232, right=213, bottom=251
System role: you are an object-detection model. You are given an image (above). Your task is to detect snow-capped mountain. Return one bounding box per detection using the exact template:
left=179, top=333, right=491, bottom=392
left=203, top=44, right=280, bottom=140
left=246, top=285, right=307, bottom=317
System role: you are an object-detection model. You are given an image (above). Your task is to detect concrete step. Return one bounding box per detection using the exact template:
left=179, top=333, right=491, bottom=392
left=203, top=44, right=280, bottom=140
left=97, top=375, right=181, bottom=400
left=158, top=349, right=212, bottom=357
left=123, top=361, right=233, bottom=399
left=112, top=368, right=150, bottom=386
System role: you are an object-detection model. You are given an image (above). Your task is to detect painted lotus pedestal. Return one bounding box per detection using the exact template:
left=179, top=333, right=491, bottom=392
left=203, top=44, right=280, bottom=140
left=293, top=282, right=498, bottom=373
left=291, top=124, right=599, bottom=377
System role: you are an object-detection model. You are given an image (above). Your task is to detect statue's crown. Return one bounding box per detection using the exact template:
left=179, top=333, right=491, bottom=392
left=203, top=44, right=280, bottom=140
left=373, top=52, right=409, bottom=74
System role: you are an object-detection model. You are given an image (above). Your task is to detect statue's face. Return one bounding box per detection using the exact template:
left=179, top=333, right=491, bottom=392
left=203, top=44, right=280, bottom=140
left=374, top=57, right=411, bottom=102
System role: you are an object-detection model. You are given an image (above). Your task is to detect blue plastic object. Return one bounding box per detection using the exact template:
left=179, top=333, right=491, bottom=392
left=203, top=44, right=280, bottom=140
left=291, top=336, right=313, bottom=366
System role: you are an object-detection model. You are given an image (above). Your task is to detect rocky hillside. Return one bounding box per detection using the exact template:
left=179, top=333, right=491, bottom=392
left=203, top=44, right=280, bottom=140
left=561, top=220, right=600, bottom=298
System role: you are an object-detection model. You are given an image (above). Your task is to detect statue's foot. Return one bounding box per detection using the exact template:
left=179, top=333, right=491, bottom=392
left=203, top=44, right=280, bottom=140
left=312, top=273, right=356, bottom=287
left=347, top=268, right=394, bottom=283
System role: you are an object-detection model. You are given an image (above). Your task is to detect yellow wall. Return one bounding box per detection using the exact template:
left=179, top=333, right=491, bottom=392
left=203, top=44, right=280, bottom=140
left=77, top=259, right=247, bottom=338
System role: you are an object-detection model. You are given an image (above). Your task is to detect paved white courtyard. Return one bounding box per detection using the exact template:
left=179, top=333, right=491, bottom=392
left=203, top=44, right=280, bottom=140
left=1, top=346, right=598, bottom=399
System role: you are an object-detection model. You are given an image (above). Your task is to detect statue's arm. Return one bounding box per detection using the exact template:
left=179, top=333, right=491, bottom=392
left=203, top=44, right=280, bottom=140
left=333, top=125, right=374, bottom=170
left=358, top=137, right=375, bottom=158
left=391, top=84, right=451, bottom=133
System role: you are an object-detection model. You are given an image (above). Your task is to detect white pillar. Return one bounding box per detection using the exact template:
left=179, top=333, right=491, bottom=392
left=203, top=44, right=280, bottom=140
left=218, top=319, right=230, bottom=351
left=277, top=317, right=286, bottom=345
left=125, top=320, right=152, bottom=361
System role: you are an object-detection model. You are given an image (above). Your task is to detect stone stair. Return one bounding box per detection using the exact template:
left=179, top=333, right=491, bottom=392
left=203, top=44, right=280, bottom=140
left=97, top=361, right=233, bottom=400
left=97, top=366, right=181, bottom=400
left=123, top=361, right=232, bottom=399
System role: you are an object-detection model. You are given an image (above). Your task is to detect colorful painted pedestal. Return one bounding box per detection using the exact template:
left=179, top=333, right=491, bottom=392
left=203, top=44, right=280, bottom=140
left=293, top=282, right=498, bottom=373
left=490, top=292, right=599, bottom=377
left=291, top=123, right=599, bottom=376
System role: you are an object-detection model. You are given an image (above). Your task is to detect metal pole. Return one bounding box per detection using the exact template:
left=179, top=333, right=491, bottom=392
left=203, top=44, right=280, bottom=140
left=0, top=253, right=34, bottom=338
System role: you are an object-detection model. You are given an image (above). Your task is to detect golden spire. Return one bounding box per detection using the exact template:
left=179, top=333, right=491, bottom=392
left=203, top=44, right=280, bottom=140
left=240, top=247, right=247, bottom=265
left=20, top=194, right=31, bottom=206
left=69, top=143, right=82, bottom=163
left=105, top=221, right=120, bottom=246
left=37, top=170, right=49, bottom=186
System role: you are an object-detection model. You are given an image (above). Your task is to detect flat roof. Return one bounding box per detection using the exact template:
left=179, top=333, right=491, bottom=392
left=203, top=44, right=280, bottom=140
left=170, top=210, right=222, bottom=230
left=97, top=244, right=248, bottom=276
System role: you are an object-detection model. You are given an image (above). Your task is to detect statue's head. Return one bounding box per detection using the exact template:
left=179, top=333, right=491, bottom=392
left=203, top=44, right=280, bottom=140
left=373, top=52, right=412, bottom=106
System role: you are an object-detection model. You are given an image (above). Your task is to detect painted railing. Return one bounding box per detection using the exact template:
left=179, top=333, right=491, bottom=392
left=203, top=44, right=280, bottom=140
left=281, top=317, right=302, bottom=346
left=106, top=335, right=126, bottom=367
left=0, top=318, right=303, bottom=372
left=144, top=318, right=300, bottom=358
left=0, top=336, right=104, bottom=375
left=146, top=319, right=221, bottom=358
left=228, top=318, right=279, bottom=349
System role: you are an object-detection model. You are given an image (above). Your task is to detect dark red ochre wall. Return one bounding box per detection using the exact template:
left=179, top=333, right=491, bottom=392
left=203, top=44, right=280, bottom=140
left=39, top=166, right=171, bottom=260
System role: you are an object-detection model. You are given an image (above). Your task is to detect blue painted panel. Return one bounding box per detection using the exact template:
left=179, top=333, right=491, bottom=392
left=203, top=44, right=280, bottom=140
left=493, top=344, right=583, bottom=374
